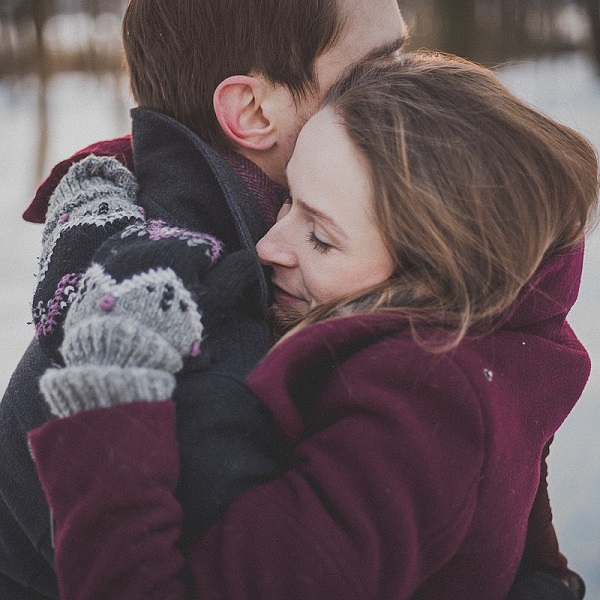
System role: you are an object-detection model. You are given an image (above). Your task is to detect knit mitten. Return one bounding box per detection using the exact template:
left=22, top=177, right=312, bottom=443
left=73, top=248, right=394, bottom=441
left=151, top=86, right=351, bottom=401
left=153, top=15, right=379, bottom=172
left=32, top=155, right=143, bottom=359
left=39, top=219, right=225, bottom=417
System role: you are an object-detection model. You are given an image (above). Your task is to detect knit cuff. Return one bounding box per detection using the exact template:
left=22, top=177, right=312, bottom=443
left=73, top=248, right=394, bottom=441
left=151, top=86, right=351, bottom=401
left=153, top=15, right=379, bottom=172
left=61, top=315, right=184, bottom=373
left=39, top=365, right=176, bottom=418
left=44, top=155, right=138, bottom=242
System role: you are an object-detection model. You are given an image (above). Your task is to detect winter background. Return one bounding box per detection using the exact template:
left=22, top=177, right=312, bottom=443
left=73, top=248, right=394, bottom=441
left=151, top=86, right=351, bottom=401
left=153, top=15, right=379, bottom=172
left=1, top=2, right=599, bottom=597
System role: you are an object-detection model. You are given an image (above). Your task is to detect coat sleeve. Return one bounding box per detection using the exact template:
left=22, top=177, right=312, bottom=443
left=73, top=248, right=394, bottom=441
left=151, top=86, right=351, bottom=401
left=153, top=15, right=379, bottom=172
left=521, top=439, right=567, bottom=573
left=28, top=402, right=188, bottom=600
left=28, top=362, right=486, bottom=600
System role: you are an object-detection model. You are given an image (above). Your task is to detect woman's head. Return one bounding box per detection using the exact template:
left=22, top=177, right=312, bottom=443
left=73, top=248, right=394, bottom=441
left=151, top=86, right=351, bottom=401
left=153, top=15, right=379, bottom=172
left=258, top=51, right=599, bottom=345
left=255, top=107, right=394, bottom=318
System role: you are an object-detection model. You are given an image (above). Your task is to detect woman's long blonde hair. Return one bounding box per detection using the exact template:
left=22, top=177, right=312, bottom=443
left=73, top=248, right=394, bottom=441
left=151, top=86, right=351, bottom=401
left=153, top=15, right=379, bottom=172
left=279, top=51, right=599, bottom=349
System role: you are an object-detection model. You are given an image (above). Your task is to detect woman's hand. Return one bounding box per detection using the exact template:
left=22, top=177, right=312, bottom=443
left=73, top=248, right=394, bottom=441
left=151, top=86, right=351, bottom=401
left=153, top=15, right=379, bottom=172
left=39, top=219, right=224, bottom=417
left=33, top=155, right=143, bottom=358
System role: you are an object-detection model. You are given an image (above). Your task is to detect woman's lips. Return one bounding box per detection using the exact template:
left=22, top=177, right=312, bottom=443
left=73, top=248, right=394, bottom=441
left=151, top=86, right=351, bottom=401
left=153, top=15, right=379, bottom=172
left=272, top=284, right=306, bottom=308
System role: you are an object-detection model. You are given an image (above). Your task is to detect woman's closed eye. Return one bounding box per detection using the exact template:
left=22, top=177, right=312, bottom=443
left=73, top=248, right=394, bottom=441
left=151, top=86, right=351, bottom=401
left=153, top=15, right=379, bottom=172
left=307, top=231, right=333, bottom=254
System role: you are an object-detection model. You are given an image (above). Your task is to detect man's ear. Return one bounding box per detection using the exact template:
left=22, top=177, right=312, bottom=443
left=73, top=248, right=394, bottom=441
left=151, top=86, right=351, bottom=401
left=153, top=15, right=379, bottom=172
left=213, top=75, right=277, bottom=151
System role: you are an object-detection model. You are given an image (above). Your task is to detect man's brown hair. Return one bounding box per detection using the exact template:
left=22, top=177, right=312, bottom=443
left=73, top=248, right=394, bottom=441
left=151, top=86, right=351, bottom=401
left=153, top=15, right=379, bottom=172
left=122, top=0, right=342, bottom=150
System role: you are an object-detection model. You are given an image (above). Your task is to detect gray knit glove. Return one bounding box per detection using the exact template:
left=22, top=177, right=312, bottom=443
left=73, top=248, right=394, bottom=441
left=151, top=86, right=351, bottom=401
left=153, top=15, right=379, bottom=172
left=33, top=155, right=144, bottom=358
left=39, top=220, right=224, bottom=418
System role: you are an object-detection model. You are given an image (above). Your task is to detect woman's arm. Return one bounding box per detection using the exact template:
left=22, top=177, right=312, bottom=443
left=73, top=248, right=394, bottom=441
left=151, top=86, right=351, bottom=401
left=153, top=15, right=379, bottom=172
left=29, top=402, right=189, bottom=600
left=520, top=440, right=586, bottom=598
left=32, top=154, right=143, bottom=363
left=29, top=355, right=485, bottom=600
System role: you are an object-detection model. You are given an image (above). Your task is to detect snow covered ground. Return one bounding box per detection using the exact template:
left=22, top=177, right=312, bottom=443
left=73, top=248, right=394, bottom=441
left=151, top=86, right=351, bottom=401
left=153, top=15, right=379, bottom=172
left=0, top=70, right=132, bottom=389
left=1, top=53, right=599, bottom=596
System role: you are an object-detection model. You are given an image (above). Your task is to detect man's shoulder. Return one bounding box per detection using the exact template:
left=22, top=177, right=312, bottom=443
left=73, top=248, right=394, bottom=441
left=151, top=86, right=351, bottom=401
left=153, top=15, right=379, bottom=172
left=23, top=136, right=134, bottom=224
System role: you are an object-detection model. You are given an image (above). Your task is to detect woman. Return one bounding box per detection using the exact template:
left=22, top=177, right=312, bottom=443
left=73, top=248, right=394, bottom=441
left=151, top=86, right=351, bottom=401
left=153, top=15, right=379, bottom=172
left=28, top=52, right=598, bottom=599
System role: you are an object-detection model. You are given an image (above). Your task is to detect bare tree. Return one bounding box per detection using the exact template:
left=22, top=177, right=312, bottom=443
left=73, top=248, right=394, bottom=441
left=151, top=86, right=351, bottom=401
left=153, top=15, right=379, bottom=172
left=30, top=0, right=52, bottom=185
left=31, top=0, right=50, bottom=79
left=499, top=0, right=530, bottom=56
left=583, top=0, right=600, bottom=70
left=431, top=0, right=477, bottom=58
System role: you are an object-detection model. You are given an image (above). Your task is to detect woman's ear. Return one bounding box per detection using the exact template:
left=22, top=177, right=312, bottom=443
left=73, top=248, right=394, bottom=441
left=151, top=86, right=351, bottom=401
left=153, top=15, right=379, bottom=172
left=213, top=75, right=277, bottom=151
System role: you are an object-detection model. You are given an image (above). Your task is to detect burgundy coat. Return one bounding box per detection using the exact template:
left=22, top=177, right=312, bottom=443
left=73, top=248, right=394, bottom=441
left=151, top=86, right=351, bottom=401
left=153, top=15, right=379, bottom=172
left=28, top=244, right=589, bottom=600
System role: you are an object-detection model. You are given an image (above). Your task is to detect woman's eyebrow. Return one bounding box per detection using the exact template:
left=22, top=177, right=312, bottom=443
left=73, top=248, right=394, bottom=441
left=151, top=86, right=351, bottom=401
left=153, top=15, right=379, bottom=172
left=296, top=198, right=347, bottom=240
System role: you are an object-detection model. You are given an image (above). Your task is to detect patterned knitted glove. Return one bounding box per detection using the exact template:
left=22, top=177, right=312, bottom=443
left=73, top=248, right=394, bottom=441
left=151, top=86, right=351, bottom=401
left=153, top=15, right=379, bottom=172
left=39, top=219, right=224, bottom=417
left=32, top=155, right=143, bottom=359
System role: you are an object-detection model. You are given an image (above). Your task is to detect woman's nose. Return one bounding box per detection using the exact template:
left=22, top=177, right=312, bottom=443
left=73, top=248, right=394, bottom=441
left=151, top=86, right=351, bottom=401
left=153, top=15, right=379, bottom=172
left=256, top=221, right=297, bottom=268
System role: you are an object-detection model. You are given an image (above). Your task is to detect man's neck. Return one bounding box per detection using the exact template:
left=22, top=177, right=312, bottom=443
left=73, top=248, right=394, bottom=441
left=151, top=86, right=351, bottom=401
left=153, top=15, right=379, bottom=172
left=221, top=151, right=288, bottom=229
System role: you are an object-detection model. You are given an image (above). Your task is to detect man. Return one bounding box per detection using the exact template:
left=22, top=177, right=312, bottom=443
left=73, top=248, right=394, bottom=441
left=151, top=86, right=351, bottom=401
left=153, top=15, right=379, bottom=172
left=0, top=0, right=407, bottom=597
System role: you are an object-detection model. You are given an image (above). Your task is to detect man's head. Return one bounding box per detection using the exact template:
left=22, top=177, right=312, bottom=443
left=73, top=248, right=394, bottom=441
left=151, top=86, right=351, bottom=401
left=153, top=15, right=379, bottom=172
left=122, top=0, right=407, bottom=185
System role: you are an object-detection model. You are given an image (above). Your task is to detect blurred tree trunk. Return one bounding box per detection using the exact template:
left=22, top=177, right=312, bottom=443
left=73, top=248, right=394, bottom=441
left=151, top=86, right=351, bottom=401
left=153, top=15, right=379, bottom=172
left=499, top=0, right=529, bottom=57
left=584, top=0, right=600, bottom=70
left=31, top=0, right=50, bottom=185
left=31, top=0, right=49, bottom=79
left=432, top=0, right=477, bottom=59
left=84, top=0, right=100, bottom=70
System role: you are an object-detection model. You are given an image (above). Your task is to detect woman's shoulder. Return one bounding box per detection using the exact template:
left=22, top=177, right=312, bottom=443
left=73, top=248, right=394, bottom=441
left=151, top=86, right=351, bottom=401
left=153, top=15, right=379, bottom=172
left=256, top=311, right=475, bottom=384
left=250, top=305, right=572, bottom=451
left=248, top=312, right=487, bottom=442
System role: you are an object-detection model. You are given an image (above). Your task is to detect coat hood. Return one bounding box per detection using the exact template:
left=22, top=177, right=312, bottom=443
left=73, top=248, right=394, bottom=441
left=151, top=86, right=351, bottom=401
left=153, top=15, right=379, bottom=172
left=499, top=244, right=584, bottom=337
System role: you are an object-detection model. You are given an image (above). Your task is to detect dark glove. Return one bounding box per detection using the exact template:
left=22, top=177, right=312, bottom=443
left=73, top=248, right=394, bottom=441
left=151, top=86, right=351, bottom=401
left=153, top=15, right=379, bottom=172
left=507, top=569, right=584, bottom=600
